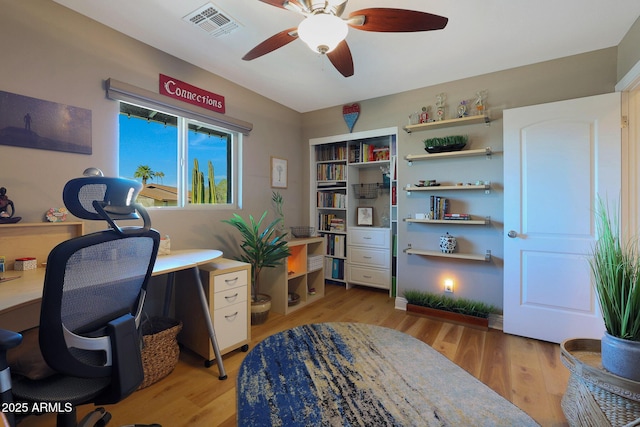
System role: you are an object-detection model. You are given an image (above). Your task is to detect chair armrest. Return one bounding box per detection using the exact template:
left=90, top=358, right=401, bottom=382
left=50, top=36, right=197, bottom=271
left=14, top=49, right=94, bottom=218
left=0, top=330, right=22, bottom=353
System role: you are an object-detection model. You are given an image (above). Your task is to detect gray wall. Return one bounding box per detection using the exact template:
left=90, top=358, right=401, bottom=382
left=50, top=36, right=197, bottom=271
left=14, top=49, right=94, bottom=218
left=302, top=48, right=618, bottom=308
left=1, top=0, right=631, bottom=311
left=1, top=0, right=303, bottom=259
left=618, top=16, right=640, bottom=82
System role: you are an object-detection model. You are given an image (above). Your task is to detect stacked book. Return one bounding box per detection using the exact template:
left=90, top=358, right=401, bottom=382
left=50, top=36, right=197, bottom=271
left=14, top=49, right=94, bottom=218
left=307, top=255, right=324, bottom=272
left=444, top=213, right=471, bottom=220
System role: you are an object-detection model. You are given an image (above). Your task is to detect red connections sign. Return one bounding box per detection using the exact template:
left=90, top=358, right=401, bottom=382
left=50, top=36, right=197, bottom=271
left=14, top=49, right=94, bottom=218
left=159, top=74, right=225, bottom=114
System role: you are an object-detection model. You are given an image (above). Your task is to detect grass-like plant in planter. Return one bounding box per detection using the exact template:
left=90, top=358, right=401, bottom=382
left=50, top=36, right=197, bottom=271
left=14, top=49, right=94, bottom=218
left=403, top=289, right=501, bottom=329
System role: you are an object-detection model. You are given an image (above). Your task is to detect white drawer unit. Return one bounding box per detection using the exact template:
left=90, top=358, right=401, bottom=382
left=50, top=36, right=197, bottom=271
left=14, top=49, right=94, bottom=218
left=347, top=227, right=392, bottom=292
left=349, top=227, right=390, bottom=248
left=348, top=246, right=391, bottom=269
left=175, top=258, right=251, bottom=367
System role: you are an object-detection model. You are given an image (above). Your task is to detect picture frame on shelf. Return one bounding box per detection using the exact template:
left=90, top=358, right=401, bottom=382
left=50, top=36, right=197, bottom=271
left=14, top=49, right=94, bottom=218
left=271, top=156, right=288, bottom=188
left=357, top=207, right=374, bottom=226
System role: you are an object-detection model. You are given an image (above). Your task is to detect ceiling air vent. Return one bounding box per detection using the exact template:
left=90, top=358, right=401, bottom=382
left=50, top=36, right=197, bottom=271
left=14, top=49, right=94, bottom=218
left=183, top=3, right=240, bottom=37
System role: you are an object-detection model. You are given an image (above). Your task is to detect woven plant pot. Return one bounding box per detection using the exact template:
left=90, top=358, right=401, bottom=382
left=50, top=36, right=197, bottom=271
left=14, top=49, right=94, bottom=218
left=138, top=316, right=182, bottom=390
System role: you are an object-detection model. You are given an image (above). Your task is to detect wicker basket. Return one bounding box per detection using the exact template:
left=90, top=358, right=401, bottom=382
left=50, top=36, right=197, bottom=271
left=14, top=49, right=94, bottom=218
left=560, top=338, right=640, bottom=426
left=290, top=226, right=315, bottom=238
left=138, top=316, right=182, bottom=390
left=352, top=183, right=380, bottom=199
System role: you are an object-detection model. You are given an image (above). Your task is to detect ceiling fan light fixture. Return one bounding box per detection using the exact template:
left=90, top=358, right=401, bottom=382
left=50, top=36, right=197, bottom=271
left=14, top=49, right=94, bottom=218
left=297, top=13, right=348, bottom=54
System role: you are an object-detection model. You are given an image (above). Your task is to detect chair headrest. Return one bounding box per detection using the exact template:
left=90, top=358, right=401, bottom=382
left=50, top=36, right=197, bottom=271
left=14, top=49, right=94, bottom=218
left=63, top=176, right=151, bottom=234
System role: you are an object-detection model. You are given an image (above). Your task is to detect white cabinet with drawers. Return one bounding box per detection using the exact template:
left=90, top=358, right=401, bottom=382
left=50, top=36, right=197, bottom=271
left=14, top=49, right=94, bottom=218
left=175, top=258, right=250, bottom=367
left=347, top=227, right=392, bottom=292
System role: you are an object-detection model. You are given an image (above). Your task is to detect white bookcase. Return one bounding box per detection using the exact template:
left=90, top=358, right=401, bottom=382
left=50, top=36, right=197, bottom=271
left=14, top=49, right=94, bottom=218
left=309, top=127, right=397, bottom=295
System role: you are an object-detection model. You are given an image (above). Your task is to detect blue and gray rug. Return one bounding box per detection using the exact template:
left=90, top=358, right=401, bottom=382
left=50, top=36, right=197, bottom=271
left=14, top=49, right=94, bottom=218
left=237, top=322, right=538, bottom=426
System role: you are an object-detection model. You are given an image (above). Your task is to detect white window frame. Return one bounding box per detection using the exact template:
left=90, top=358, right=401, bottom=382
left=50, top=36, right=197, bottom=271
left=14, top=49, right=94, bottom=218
left=107, top=78, right=252, bottom=210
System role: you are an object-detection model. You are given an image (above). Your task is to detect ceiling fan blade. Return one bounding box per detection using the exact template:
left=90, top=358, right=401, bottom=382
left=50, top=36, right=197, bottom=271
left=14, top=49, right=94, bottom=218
left=348, top=8, right=448, bottom=32
left=242, top=28, right=298, bottom=61
left=326, top=40, right=354, bottom=77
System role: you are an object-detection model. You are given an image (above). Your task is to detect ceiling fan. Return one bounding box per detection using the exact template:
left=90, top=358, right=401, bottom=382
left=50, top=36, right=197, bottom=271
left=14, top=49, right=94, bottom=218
left=242, top=0, right=448, bottom=77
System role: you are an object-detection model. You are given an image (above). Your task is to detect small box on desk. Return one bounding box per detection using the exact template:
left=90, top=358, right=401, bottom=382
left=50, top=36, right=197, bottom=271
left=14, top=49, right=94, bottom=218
left=15, top=257, right=37, bottom=271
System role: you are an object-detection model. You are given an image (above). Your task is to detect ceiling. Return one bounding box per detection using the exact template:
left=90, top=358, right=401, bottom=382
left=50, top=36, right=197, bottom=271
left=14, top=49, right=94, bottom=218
left=52, top=0, right=640, bottom=113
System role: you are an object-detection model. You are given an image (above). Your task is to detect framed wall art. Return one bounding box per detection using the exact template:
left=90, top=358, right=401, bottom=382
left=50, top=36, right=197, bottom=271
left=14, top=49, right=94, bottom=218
left=357, top=207, right=374, bottom=226
left=271, top=156, right=287, bottom=188
left=0, top=90, right=92, bottom=154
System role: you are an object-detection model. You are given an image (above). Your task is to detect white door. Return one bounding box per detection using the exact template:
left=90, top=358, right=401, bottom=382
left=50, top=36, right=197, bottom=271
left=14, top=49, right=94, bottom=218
left=503, top=92, right=621, bottom=343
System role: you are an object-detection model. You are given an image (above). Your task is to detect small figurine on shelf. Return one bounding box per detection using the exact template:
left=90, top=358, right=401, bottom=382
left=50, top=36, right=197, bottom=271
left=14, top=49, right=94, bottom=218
left=457, top=100, right=468, bottom=118
left=0, top=187, right=21, bottom=224
left=435, top=93, right=446, bottom=121
left=419, top=106, right=430, bottom=123
left=474, top=90, right=488, bottom=116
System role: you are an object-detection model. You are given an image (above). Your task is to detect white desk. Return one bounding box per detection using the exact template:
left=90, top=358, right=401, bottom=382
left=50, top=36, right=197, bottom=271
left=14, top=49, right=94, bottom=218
left=0, top=249, right=228, bottom=379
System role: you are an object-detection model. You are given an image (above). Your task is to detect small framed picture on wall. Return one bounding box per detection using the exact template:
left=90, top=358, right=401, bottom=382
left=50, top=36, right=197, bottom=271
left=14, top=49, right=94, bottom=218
left=357, top=207, right=374, bottom=226
left=271, top=157, right=288, bottom=188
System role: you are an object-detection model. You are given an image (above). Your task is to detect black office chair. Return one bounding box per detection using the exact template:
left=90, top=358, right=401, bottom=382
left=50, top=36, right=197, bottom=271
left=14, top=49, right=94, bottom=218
left=0, top=175, right=161, bottom=427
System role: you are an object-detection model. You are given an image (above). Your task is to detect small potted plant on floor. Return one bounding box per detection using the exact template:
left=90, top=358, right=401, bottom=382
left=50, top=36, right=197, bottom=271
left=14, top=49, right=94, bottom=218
left=223, top=211, right=290, bottom=325
left=590, top=198, right=640, bottom=381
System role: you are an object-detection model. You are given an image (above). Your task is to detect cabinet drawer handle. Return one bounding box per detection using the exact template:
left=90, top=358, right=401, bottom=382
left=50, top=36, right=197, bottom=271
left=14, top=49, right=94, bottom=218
left=224, top=277, right=239, bottom=285
left=363, top=256, right=372, bottom=259
left=363, top=275, right=372, bottom=279
left=224, top=312, right=239, bottom=321
left=363, top=236, right=372, bottom=240
left=225, top=293, right=239, bottom=302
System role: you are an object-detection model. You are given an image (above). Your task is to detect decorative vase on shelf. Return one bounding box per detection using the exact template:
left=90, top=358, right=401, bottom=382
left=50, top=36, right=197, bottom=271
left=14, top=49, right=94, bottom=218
left=439, top=232, right=457, bottom=254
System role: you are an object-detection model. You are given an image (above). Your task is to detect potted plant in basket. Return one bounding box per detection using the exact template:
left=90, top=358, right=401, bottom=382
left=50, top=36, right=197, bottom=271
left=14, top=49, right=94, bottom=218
left=590, top=198, right=640, bottom=381
left=223, top=211, right=290, bottom=325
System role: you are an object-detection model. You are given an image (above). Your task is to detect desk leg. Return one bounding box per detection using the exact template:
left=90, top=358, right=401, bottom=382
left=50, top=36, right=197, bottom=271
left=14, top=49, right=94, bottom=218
left=191, top=266, right=227, bottom=380
left=162, top=272, right=175, bottom=318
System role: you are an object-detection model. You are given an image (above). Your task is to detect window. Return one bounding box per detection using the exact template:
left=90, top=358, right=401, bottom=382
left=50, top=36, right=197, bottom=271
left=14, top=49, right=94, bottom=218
left=119, top=102, right=239, bottom=208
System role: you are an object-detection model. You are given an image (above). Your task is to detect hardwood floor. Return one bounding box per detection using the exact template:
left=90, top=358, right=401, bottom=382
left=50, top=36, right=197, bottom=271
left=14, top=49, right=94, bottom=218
left=20, top=283, right=570, bottom=426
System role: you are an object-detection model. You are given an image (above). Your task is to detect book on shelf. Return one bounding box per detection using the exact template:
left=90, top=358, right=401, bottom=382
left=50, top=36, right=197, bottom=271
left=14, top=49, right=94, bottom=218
left=316, top=144, right=347, bottom=162
left=443, top=213, right=471, bottom=220
left=429, top=196, right=449, bottom=220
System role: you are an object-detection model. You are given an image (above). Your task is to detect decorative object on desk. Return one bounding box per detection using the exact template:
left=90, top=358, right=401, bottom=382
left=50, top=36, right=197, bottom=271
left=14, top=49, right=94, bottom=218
left=342, top=103, right=360, bottom=133
left=138, top=316, right=182, bottom=390
left=270, top=156, right=287, bottom=189
left=237, top=323, right=536, bottom=427
left=45, top=207, right=67, bottom=222
left=424, top=135, right=468, bottom=153
left=0, top=187, right=20, bottom=224
left=474, top=90, right=488, bottom=116
left=158, top=235, right=170, bottom=255
left=439, top=232, right=457, bottom=253
left=222, top=211, right=290, bottom=325
left=356, top=206, right=374, bottom=226
left=14, top=257, right=37, bottom=271
left=435, top=92, right=447, bottom=121
left=0, top=90, right=92, bottom=155
left=272, top=191, right=285, bottom=236
left=290, top=226, right=315, bottom=238
left=589, top=197, right=640, bottom=381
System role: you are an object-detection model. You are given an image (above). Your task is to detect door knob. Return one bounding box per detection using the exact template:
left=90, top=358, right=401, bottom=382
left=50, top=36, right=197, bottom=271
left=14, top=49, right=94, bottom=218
left=508, top=230, right=518, bottom=238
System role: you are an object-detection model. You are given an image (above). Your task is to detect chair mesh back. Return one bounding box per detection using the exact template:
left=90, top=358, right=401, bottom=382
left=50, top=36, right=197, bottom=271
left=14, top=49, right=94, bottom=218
left=61, top=236, right=154, bottom=334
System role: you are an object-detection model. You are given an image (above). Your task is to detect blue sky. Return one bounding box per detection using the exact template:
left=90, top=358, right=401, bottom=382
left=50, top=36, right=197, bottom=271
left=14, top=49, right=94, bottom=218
left=119, top=115, right=228, bottom=188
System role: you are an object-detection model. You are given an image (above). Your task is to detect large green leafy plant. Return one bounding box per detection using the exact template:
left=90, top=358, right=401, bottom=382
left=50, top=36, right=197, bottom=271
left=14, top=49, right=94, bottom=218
left=223, top=211, right=290, bottom=302
left=590, top=199, right=640, bottom=341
